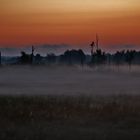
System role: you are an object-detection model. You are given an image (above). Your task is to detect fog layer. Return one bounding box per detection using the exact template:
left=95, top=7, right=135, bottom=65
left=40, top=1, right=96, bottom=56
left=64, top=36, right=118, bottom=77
left=0, top=66, right=139, bottom=96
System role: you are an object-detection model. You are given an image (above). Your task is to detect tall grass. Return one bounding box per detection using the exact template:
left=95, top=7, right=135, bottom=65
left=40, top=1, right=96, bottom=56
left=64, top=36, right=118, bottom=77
left=0, top=95, right=140, bottom=122
left=0, top=95, right=140, bottom=140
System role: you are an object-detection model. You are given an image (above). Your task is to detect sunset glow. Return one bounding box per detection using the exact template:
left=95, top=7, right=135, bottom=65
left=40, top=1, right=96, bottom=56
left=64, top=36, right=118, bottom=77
left=0, top=0, right=140, bottom=48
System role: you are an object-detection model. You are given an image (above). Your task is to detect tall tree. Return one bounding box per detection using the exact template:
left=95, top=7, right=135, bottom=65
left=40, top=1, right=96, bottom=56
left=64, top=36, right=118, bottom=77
left=125, top=50, right=135, bottom=70
left=31, top=46, right=35, bottom=64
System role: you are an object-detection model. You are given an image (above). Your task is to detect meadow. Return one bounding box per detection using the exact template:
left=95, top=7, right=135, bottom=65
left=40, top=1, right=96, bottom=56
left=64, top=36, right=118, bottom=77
left=0, top=65, right=140, bottom=139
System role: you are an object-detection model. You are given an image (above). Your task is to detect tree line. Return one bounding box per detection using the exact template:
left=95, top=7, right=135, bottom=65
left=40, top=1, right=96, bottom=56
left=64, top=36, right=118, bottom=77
left=0, top=47, right=140, bottom=67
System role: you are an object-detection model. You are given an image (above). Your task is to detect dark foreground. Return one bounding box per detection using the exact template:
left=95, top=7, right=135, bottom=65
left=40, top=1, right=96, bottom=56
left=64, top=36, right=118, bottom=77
left=0, top=95, right=140, bottom=140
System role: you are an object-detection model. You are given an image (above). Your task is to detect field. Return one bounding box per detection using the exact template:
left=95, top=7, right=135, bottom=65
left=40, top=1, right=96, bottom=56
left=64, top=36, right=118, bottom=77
left=0, top=65, right=140, bottom=96
left=0, top=65, right=140, bottom=139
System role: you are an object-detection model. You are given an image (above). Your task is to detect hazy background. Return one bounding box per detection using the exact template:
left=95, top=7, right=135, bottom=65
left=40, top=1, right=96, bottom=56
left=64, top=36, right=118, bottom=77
left=0, top=43, right=139, bottom=57
left=0, top=66, right=139, bottom=96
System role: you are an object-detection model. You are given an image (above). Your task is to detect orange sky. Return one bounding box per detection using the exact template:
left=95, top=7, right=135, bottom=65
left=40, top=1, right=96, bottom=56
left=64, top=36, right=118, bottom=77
left=0, top=0, right=140, bottom=49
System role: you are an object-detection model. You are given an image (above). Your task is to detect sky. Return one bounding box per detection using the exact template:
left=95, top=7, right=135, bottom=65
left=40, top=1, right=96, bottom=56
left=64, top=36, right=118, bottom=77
left=0, top=0, right=140, bottom=50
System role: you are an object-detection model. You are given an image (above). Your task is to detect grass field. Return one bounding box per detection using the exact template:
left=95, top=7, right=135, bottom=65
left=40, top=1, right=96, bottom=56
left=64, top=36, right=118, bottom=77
left=0, top=66, right=140, bottom=139
left=0, top=95, right=140, bottom=140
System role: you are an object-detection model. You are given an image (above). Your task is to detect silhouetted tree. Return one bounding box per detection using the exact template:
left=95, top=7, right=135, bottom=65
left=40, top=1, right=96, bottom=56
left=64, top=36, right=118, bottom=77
left=113, top=50, right=125, bottom=69
left=31, top=46, right=34, bottom=64
left=90, top=41, right=95, bottom=56
left=61, top=49, right=86, bottom=65
left=35, top=53, right=43, bottom=64
left=2, top=45, right=140, bottom=67
left=91, top=49, right=106, bottom=65
left=90, top=41, right=95, bottom=64
left=96, top=49, right=104, bottom=64
left=20, top=51, right=30, bottom=64
left=78, top=49, right=86, bottom=66
left=46, top=53, right=56, bottom=64
left=106, top=53, right=112, bottom=65
left=59, top=54, right=65, bottom=64
left=64, top=50, right=72, bottom=65
left=125, top=50, right=135, bottom=70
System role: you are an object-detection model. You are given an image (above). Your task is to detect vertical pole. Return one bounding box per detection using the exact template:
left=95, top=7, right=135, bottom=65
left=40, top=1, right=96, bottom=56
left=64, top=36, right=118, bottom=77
left=90, top=41, right=95, bottom=64
left=96, top=34, right=99, bottom=50
left=90, top=41, right=95, bottom=56
left=31, top=46, right=34, bottom=64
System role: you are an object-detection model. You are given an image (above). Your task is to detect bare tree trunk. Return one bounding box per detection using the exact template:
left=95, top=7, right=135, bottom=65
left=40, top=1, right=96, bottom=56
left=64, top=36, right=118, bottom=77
left=31, top=46, right=34, bottom=64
